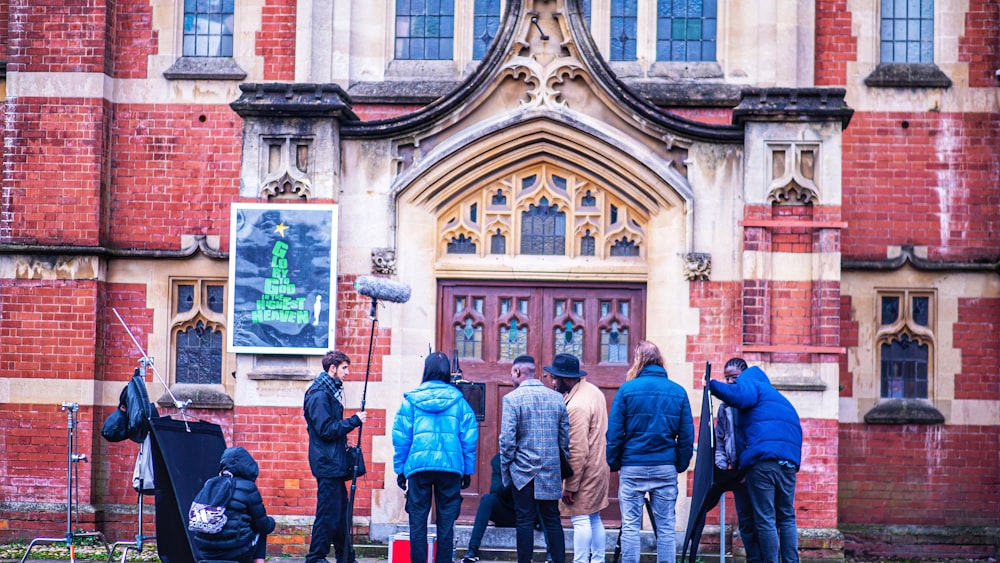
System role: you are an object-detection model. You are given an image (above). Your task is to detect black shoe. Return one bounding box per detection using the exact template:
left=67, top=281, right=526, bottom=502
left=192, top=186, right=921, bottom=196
left=462, top=554, right=480, bottom=563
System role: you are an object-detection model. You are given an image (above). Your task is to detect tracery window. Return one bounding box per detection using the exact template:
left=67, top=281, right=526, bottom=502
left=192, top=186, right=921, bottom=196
left=877, top=290, right=934, bottom=399
left=171, top=279, right=227, bottom=385
left=438, top=163, right=647, bottom=260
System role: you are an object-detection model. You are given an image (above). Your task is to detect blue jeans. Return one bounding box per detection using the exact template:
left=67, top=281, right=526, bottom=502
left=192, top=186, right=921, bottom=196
left=746, top=461, right=798, bottom=563
left=512, top=479, right=565, bottom=563
left=618, top=464, right=678, bottom=563
left=307, top=478, right=350, bottom=563
left=732, top=479, right=761, bottom=563
left=406, top=471, right=463, bottom=563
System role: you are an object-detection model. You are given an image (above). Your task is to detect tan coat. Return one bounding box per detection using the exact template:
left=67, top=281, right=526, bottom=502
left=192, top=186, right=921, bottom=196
left=559, top=378, right=610, bottom=516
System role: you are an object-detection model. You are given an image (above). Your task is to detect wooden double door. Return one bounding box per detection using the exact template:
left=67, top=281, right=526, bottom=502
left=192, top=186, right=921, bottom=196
left=437, top=280, right=646, bottom=525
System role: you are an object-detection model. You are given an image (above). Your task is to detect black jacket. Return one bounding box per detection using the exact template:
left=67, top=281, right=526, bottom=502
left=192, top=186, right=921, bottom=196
left=304, top=373, right=363, bottom=479
left=192, top=447, right=276, bottom=562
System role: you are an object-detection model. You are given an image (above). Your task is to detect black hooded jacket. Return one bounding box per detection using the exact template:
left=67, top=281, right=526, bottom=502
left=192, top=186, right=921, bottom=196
left=192, top=446, right=276, bottom=561
left=304, top=373, right=363, bottom=479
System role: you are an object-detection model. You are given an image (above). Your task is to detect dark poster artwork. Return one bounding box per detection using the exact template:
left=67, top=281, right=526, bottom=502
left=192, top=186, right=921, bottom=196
left=228, top=203, right=338, bottom=354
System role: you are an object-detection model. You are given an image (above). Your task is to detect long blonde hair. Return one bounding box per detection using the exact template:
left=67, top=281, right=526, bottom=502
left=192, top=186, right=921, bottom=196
left=625, top=340, right=664, bottom=381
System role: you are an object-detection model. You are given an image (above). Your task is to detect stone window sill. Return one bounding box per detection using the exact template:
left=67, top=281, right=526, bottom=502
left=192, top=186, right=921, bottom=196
left=157, top=384, right=234, bottom=410
left=863, top=63, right=952, bottom=89
left=863, top=398, right=945, bottom=424
left=163, top=57, right=247, bottom=81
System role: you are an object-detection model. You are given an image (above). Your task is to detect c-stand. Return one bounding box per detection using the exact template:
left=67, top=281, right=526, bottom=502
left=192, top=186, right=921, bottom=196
left=19, top=402, right=112, bottom=563
left=107, top=357, right=157, bottom=563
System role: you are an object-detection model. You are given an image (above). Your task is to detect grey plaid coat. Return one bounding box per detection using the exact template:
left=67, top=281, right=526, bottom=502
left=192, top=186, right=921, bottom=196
left=499, top=379, right=570, bottom=500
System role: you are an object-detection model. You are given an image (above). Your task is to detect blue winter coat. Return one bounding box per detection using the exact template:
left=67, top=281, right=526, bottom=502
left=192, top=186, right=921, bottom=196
left=392, top=380, right=479, bottom=477
left=708, top=366, right=802, bottom=470
left=606, top=365, right=694, bottom=472
left=192, top=446, right=275, bottom=562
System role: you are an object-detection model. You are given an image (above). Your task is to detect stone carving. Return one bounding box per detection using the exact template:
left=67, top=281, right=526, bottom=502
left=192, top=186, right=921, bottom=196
left=501, top=8, right=586, bottom=111
left=372, top=248, right=397, bottom=275
left=683, top=252, right=711, bottom=281
left=766, top=143, right=820, bottom=205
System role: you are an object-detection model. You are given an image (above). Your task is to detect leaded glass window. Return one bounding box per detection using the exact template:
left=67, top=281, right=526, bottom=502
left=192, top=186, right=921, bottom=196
left=473, top=0, right=501, bottom=60
left=176, top=321, right=224, bottom=384
left=521, top=197, right=566, bottom=255
left=395, top=0, right=455, bottom=60
left=880, top=0, right=934, bottom=63
left=454, top=296, right=484, bottom=359
left=448, top=234, right=476, bottom=254
left=581, top=230, right=596, bottom=256
left=656, top=0, right=717, bottom=62
left=610, top=238, right=640, bottom=257
left=171, top=279, right=227, bottom=386
left=183, top=0, right=235, bottom=57
left=881, top=334, right=929, bottom=398
left=876, top=291, right=934, bottom=400
left=491, top=230, right=506, bottom=254
left=610, top=0, right=638, bottom=61
left=601, top=321, right=629, bottom=363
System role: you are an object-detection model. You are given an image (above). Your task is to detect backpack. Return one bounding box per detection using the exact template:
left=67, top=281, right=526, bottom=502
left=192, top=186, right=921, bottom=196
left=188, top=470, right=235, bottom=534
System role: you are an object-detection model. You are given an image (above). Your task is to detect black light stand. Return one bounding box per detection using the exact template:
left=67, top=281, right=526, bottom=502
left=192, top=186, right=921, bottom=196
left=19, top=402, right=112, bottom=563
left=344, top=296, right=379, bottom=563
left=107, top=357, right=157, bottom=563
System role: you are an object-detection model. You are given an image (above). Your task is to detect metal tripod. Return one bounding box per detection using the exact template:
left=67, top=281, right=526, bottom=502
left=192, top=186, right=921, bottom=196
left=20, top=402, right=112, bottom=563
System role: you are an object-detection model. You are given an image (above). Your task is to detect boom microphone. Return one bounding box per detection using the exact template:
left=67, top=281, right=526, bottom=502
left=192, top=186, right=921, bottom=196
left=354, top=275, right=412, bottom=304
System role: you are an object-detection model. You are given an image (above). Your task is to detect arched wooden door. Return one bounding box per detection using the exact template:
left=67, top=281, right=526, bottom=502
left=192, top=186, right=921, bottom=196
left=438, top=280, right=645, bottom=525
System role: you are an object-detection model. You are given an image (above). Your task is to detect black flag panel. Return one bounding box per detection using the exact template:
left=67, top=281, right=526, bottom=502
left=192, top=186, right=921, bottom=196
left=149, top=417, right=227, bottom=563
left=681, top=363, right=716, bottom=563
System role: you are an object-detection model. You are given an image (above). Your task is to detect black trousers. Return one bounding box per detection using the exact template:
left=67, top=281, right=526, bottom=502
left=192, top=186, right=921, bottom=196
left=307, top=477, right=350, bottom=563
left=406, top=471, right=463, bottom=563
left=512, top=479, right=564, bottom=563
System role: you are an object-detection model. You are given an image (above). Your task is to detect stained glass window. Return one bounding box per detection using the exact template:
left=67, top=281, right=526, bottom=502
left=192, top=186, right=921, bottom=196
left=473, top=0, right=502, bottom=60
left=610, top=0, right=638, bottom=61
left=601, top=321, right=629, bottom=363
left=395, top=0, right=455, bottom=60
left=655, top=0, right=717, bottom=62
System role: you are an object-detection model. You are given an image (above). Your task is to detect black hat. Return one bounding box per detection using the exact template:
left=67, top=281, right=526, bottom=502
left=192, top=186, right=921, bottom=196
left=543, top=353, right=587, bottom=378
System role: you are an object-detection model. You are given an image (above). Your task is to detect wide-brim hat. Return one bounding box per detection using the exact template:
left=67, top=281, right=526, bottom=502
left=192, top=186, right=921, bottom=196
left=543, top=353, right=587, bottom=378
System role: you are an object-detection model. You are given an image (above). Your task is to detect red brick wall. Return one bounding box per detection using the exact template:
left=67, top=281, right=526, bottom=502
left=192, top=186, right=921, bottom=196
left=108, top=104, right=242, bottom=250
left=842, top=112, right=1000, bottom=261
left=814, top=0, right=854, bottom=86
left=352, top=104, right=428, bottom=121
left=686, top=281, right=743, bottom=372
left=6, top=0, right=106, bottom=73
left=0, top=0, right=10, bottom=62
left=258, top=0, right=297, bottom=81
left=2, top=98, right=106, bottom=245
left=664, top=107, right=734, bottom=126
left=953, top=297, right=1000, bottom=401
left=0, top=280, right=99, bottom=378
left=839, top=424, right=1000, bottom=527
left=699, top=418, right=839, bottom=530
left=960, top=0, right=1000, bottom=87
left=110, top=0, right=157, bottom=79
left=838, top=295, right=857, bottom=397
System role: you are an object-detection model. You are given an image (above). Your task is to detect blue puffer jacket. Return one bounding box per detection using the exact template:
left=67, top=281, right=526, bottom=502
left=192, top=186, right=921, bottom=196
left=606, top=365, right=694, bottom=472
left=709, top=366, right=802, bottom=470
left=392, top=380, right=479, bottom=477
left=192, top=447, right=275, bottom=562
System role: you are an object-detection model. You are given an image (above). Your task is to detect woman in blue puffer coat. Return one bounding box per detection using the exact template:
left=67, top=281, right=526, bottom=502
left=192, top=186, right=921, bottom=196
left=392, top=352, right=479, bottom=563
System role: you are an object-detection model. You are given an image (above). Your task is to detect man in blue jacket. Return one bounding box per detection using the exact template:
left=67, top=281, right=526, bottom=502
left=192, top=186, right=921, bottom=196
left=606, top=341, right=693, bottom=563
left=709, top=364, right=802, bottom=563
left=304, top=351, right=367, bottom=563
